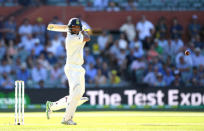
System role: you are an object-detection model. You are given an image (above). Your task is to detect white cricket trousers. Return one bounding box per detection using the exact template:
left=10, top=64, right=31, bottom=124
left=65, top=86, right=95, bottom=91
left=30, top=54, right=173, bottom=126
left=64, top=64, right=85, bottom=121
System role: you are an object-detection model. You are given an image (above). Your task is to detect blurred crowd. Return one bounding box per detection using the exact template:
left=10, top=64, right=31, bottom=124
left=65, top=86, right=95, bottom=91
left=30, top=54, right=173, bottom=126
left=0, top=0, right=135, bottom=10
left=0, top=14, right=204, bottom=89
left=2, top=0, right=203, bottom=11
left=112, top=14, right=204, bottom=87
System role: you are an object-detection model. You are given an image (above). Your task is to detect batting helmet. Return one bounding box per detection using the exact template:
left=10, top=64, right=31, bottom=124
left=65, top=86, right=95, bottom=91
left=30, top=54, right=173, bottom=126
left=68, top=18, right=82, bottom=34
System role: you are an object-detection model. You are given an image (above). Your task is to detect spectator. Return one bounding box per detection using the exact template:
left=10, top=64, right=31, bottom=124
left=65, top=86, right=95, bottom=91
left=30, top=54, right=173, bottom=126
left=26, top=56, right=34, bottom=69
left=94, top=69, right=107, bottom=85
left=190, top=67, right=200, bottom=86
left=171, top=70, right=184, bottom=86
left=143, top=66, right=158, bottom=86
left=151, top=56, right=163, bottom=70
left=0, top=72, right=13, bottom=89
left=16, top=63, right=30, bottom=82
left=85, top=63, right=97, bottom=83
left=19, top=34, right=38, bottom=51
left=85, top=1, right=96, bottom=11
left=117, top=34, right=128, bottom=65
left=95, top=57, right=103, bottom=69
left=48, top=35, right=64, bottom=56
left=133, top=42, right=144, bottom=58
left=201, top=25, right=204, bottom=41
left=188, top=14, right=201, bottom=39
left=116, top=44, right=128, bottom=77
left=0, top=39, right=6, bottom=60
left=118, top=33, right=128, bottom=50
left=30, top=49, right=36, bottom=59
left=101, top=62, right=109, bottom=78
left=49, top=16, right=63, bottom=25
left=153, top=72, right=166, bottom=87
left=18, top=0, right=31, bottom=6
left=110, top=70, right=120, bottom=84
left=37, top=80, right=44, bottom=88
left=162, top=38, right=175, bottom=56
left=136, top=15, right=154, bottom=41
left=56, top=41, right=66, bottom=57
left=109, top=40, right=120, bottom=61
left=4, top=16, right=17, bottom=42
left=129, top=37, right=143, bottom=50
left=165, top=55, right=173, bottom=67
left=147, top=44, right=159, bottom=61
left=198, top=65, right=204, bottom=75
left=104, top=34, right=114, bottom=52
left=32, top=17, right=46, bottom=44
left=0, top=16, right=6, bottom=39
left=192, top=47, right=204, bottom=67
left=91, top=42, right=99, bottom=56
left=176, top=55, right=191, bottom=71
left=200, top=73, right=204, bottom=86
left=32, top=0, right=45, bottom=6
left=18, top=18, right=32, bottom=39
left=17, top=44, right=29, bottom=62
left=175, top=47, right=193, bottom=67
left=97, top=30, right=109, bottom=51
left=170, top=18, right=183, bottom=38
left=154, top=39, right=163, bottom=55
left=158, top=36, right=168, bottom=49
left=93, top=0, right=109, bottom=11
left=142, top=35, right=153, bottom=50
left=37, top=53, right=51, bottom=70
left=12, top=57, right=22, bottom=71
left=10, top=69, right=16, bottom=80
left=7, top=40, right=17, bottom=57
left=124, top=0, right=137, bottom=11
left=33, top=39, right=44, bottom=56
left=163, top=68, right=174, bottom=86
left=130, top=57, right=146, bottom=82
left=0, top=59, right=11, bottom=73
left=130, top=57, right=146, bottom=71
left=176, top=55, right=192, bottom=81
left=171, top=36, right=184, bottom=54
left=155, top=16, right=167, bottom=38
left=31, top=63, right=47, bottom=83
left=193, top=34, right=203, bottom=49
left=50, top=64, right=62, bottom=81
left=106, top=2, right=120, bottom=12
left=46, top=52, right=57, bottom=65
left=120, top=16, right=136, bottom=42
left=84, top=47, right=95, bottom=65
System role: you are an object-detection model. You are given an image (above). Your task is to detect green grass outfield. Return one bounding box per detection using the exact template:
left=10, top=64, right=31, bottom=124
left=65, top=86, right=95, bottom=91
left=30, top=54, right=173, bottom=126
left=0, top=111, right=204, bottom=131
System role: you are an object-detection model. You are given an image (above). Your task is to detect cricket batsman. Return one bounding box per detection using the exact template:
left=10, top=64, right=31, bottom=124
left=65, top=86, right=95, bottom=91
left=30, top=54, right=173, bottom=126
left=45, top=18, right=90, bottom=125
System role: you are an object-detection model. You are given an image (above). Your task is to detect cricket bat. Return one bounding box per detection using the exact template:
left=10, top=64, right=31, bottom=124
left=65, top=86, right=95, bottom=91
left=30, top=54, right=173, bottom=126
left=47, top=24, right=91, bottom=32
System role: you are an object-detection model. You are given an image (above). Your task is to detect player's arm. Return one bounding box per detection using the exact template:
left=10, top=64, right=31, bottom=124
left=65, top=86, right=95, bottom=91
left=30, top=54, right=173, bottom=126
left=82, top=31, right=90, bottom=42
left=47, top=24, right=68, bottom=32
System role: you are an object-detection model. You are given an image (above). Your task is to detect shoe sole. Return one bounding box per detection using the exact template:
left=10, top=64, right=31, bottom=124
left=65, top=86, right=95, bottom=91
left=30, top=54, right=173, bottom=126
left=61, top=121, right=77, bottom=125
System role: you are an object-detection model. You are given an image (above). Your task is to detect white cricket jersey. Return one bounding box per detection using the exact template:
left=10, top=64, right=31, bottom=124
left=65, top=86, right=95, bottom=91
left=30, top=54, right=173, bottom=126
left=65, top=32, right=85, bottom=65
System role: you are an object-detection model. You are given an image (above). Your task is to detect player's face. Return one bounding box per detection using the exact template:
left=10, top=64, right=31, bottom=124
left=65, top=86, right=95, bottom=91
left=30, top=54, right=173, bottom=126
left=71, top=25, right=81, bottom=34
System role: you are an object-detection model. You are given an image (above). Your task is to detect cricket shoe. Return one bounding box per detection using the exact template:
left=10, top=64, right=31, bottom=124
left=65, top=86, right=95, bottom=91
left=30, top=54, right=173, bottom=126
left=61, top=118, right=77, bottom=125
left=77, top=97, right=89, bottom=106
left=46, top=101, right=52, bottom=120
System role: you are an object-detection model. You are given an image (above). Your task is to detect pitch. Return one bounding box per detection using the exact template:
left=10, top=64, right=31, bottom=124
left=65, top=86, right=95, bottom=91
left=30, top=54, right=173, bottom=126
left=0, top=111, right=204, bottom=131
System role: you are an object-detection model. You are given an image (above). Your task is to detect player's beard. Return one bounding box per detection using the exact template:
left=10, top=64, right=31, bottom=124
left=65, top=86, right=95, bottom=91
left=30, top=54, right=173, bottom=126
left=69, top=28, right=81, bottom=35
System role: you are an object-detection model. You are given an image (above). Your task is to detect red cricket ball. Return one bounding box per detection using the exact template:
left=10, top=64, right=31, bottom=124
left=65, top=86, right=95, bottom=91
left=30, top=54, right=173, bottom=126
left=185, top=50, right=190, bottom=56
